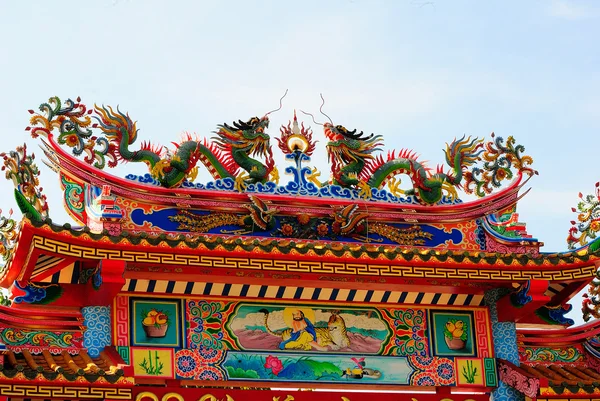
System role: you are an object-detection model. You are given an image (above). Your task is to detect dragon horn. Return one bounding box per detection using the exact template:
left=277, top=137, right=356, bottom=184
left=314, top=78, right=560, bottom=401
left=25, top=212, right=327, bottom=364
left=299, top=110, right=323, bottom=126
left=319, top=93, right=334, bottom=125
left=265, top=89, right=289, bottom=116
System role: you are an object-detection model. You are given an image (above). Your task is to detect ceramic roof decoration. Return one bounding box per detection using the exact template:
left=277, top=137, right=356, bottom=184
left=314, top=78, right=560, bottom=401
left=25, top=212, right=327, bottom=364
left=0, top=95, right=598, bottom=401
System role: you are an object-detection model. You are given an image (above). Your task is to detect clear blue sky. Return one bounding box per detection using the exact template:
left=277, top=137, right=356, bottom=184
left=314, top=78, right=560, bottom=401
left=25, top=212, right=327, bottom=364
left=1, top=0, right=598, bottom=322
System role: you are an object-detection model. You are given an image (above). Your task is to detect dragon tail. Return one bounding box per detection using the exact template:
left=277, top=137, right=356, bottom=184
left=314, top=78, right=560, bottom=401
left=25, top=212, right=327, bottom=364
left=94, top=105, right=162, bottom=165
left=94, top=105, right=137, bottom=145
left=444, top=135, right=484, bottom=184
left=258, top=309, right=281, bottom=337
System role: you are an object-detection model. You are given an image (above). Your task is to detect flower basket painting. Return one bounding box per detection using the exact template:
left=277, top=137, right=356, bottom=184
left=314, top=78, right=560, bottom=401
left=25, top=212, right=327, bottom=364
left=131, top=298, right=182, bottom=347
left=142, top=309, right=170, bottom=338
left=431, top=311, right=476, bottom=357
left=444, top=319, right=467, bottom=350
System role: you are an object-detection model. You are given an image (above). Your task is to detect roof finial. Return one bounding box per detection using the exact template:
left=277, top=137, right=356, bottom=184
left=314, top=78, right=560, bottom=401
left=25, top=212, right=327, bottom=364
left=292, top=109, right=300, bottom=135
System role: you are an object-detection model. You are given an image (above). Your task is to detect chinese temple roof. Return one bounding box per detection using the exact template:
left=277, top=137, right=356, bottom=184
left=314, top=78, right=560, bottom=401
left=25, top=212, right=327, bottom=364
left=498, top=359, right=600, bottom=398
left=9, top=216, right=600, bottom=269
left=0, top=95, right=597, bottom=324
left=1, top=95, right=600, bottom=400
left=0, top=95, right=566, bottom=256
left=2, top=218, right=597, bottom=299
left=0, top=348, right=129, bottom=384
left=498, top=319, right=600, bottom=398
left=520, top=363, right=600, bottom=390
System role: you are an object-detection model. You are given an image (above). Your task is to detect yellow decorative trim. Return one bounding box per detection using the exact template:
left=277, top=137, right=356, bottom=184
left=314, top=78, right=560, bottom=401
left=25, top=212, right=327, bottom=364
left=274, top=396, right=296, bottom=401
left=0, top=383, right=132, bottom=399
left=162, top=392, right=186, bottom=401
left=199, top=395, right=235, bottom=401
left=131, top=394, right=235, bottom=401
left=137, top=391, right=159, bottom=401
left=31, top=235, right=596, bottom=281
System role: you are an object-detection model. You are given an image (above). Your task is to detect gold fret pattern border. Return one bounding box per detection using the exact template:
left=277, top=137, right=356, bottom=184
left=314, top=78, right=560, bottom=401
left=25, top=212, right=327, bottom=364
left=32, top=235, right=597, bottom=281
left=0, top=383, right=132, bottom=399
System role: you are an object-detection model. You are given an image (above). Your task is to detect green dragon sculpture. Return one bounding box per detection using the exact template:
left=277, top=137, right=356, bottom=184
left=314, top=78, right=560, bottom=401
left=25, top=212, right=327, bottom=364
left=25, top=96, right=534, bottom=207
left=315, top=122, right=484, bottom=205
left=0, top=144, right=49, bottom=222
left=94, top=106, right=278, bottom=190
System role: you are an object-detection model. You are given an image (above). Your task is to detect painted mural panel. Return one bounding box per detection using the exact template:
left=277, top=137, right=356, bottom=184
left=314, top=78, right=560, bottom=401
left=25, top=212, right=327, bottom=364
left=125, top=296, right=496, bottom=387
left=132, top=348, right=175, bottom=379
left=226, top=304, right=391, bottom=354
left=131, top=298, right=183, bottom=348
left=518, top=345, right=585, bottom=363
left=128, top=297, right=492, bottom=357
left=123, top=203, right=484, bottom=251
left=187, top=299, right=239, bottom=350
left=430, top=310, right=476, bottom=357
left=223, top=352, right=415, bottom=384
left=125, top=344, right=493, bottom=387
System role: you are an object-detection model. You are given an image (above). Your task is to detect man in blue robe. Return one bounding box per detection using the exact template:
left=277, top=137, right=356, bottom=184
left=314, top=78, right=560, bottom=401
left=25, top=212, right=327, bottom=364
left=279, top=310, right=318, bottom=350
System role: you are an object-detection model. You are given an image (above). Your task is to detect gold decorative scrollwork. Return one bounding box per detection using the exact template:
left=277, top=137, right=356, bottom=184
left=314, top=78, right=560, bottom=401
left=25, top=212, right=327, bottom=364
left=136, top=392, right=159, bottom=401
left=162, top=393, right=185, bottom=401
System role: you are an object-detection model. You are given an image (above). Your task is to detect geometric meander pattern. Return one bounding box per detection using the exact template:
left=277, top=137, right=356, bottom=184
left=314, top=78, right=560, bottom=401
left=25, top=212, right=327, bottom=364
left=0, top=383, right=131, bottom=399
left=32, top=235, right=597, bottom=281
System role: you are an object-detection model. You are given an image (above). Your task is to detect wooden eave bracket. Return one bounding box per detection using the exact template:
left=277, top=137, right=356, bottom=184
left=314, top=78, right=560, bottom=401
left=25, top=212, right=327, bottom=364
left=85, top=259, right=126, bottom=305
left=6, top=259, right=126, bottom=308
left=497, top=280, right=550, bottom=322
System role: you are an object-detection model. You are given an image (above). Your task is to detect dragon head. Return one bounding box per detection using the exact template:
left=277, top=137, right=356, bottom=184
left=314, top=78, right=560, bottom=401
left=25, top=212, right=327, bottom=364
left=330, top=204, right=369, bottom=236
left=324, top=122, right=376, bottom=142
left=324, top=122, right=383, bottom=180
left=214, top=115, right=274, bottom=170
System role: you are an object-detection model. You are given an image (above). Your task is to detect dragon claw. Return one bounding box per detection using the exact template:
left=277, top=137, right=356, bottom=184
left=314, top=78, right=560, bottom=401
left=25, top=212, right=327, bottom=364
left=187, top=166, right=199, bottom=182
left=269, top=166, right=280, bottom=185
left=306, top=167, right=323, bottom=188
left=441, top=181, right=459, bottom=201
left=150, top=159, right=170, bottom=180
left=357, top=180, right=372, bottom=200
left=387, top=177, right=405, bottom=197
left=234, top=172, right=249, bottom=192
